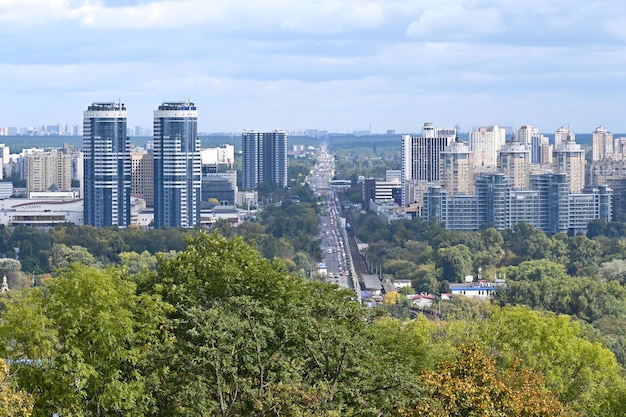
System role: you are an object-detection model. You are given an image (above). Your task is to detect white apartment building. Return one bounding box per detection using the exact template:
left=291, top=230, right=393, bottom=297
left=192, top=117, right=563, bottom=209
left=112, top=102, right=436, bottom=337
left=592, top=125, right=613, bottom=161
left=26, top=150, right=72, bottom=196
left=469, top=125, right=506, bottom=168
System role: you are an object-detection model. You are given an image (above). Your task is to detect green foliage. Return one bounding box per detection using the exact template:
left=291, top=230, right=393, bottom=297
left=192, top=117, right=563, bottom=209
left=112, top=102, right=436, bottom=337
left=136, top=231, right=431, bottom=415
left=505, top=259, right=568, bottom=282
left=118, top=251, right=159, bottom=274
left=474, top=306, right=626, bottom=416
left=436, top=244, right=473, bottom=282
left=48, top=243, right=98, bottom=271
left=0, top=258, right=21, bottom=275
left=1, top=228, right=626, bottom=416
left=0, top=265, right=168, bottom=416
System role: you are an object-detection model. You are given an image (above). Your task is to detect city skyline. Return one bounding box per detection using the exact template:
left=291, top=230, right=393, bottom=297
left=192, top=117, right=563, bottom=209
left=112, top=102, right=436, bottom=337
left=2, top=1, right=626, bottom=133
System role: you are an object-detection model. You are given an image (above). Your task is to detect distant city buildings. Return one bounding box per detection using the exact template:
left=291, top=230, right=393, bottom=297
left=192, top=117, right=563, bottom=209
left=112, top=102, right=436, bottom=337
left=497, top=140, right=530, bottom=190
left=153, top=101, right=202, bottom=228
left=83, top=102, right=131, bottom=227
left=422, top=172, right=612, bottom=235
left=592, top=125, right=613, bottom=161
left=6, top=110, right=626, bottom=234
left=555, top=126, right=575, bottom=144
left=469, top=125, right=506, bottom=169
left=553, top=137, right=586, bottom=193
left=200, top=144, right=235, bottom=169
left=241, top=130, right=288, bottom=191
left=130, top=149, right=154, bottom=207
left=393, top=122, right=618, bottom=234
left=440, top=140, right=473, bottom=195
left=401, top=123, right=456, bottom=206
left=26, top=150, right=72, bottom=196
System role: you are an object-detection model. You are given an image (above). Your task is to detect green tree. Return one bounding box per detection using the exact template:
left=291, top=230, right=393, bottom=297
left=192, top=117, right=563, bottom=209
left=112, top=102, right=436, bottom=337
left=48, top=243, right=97, bottom=271
left=505, top=259, right=568, bottom=282
left=473, top=306, right=626, bottom=416
left=118, top=250, right=159, bottom=274
left=436, top=244, right=472, bottom=282
left=568, top=235, right=602, bottom=276
left=0, top=265, right=168, bottom=416
left=138, top=232, right=407, bottom=416
left=597, top=259, right=626, bottom=284
left=0, top=258, right=21, bottom=275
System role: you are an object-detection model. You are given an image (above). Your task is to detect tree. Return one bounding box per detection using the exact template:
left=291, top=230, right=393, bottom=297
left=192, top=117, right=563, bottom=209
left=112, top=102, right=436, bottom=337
left=48, top=243, right=97, bottom=271
left=403, top=343, right=575, bottom=417
left=568, top=235, right=602, bottom=276
left=436, top=244, right=472, bottom=282
left=505, top=259, right=567, bottom=282
left=0, top=359, right=33, bottom=416
left=597, top=259, right=626, bottom=284
left=474, top=306, right=626, bottom=416
left=118, top=250, right=159, bottom=274
left=138, top=232, right=408, bottom=416
left=0, top=265, right=168, bottom=416
left=0, top=258, right=21, bottom=275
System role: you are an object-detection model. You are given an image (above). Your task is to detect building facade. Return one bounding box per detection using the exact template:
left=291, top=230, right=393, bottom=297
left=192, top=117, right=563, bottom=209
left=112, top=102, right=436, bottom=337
left=555, top=126, right=575, bottom=144
left=241, top=130, right=288, bottom=191
left=422, top=172, right=611, bottom=235
left=153, top=101, right=202, bottom=228
left=26, top=150, right=72, bottom=195
left=440, top=140, right=473, bottom=195
left=497, top=140, right=531, bottom=190
left=553, top=139, right=586, bottom=193
left=401, top=123, right=456, bottom=206
left=469, top=125, right=506, bottom=168
left=587, top=159, right=626, bottom=221
left=83, top=102, right=131, bottom=227
left=131, top=150, right=154, bottom=207
left=515, top=125, right=538, bottom=147
left=592, top=125, right=613, bottom=161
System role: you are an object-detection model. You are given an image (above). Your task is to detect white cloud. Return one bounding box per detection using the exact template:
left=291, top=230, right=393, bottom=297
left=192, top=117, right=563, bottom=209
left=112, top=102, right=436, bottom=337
left=406, top=5, right=503, bottom=39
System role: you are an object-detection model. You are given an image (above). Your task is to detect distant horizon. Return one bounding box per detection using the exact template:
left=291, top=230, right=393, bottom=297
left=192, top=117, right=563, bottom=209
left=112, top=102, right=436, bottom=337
left=0, top=131, right=608, bottom=153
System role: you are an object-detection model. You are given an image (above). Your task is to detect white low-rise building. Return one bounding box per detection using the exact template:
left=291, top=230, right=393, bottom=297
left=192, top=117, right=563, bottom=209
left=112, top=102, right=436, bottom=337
left=0, top=198, right=83, bottom=227
left=450, top=280, right=497, bottom=299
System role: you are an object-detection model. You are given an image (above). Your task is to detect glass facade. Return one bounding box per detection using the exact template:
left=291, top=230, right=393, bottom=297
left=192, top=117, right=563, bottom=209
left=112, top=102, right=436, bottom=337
left=83, top=102, right=131, bottom=227
left=241, top=130, right=288, bottom=191
left=153, top=101, right=202, bottom=228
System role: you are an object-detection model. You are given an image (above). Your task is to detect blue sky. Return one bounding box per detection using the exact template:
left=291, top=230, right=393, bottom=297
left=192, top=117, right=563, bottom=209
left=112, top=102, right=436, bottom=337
left=1, top=0, right=626, bottom=133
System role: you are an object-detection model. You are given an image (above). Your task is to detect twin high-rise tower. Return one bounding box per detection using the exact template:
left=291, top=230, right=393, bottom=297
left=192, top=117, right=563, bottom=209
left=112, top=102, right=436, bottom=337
left=153, top=102, right=202, bottom=228
left=83, top=102, right=131, bottom=227
left=83, top=101, right=201, bottom=228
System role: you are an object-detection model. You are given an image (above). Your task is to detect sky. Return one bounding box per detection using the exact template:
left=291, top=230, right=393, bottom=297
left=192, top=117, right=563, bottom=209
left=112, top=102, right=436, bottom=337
left=1, top=0, right=626, bottom=134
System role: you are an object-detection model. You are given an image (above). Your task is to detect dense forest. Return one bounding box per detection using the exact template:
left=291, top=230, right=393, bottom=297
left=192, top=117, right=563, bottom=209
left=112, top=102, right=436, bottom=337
left=2, top=232, right=625, bottom=416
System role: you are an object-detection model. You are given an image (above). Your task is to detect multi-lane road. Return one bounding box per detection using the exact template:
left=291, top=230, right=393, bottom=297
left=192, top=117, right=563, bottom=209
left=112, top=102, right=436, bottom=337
left=308, top=144, right=352, bottom=288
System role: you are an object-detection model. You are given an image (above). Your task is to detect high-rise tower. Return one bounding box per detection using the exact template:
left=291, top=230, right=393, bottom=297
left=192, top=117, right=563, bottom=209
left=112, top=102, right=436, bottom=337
left=241, top=130, right=288, bottom=191
left=592, top=125, right=613, bottom=161
left=553, top=136, right=586, bottom=193
left=153, top=101, right=202, bottom=228
left=401, top=122, right=456, bottom=206
left=497, top=140, right=531, bottom=190
left=469, top=125, right=506, bottom=168
left=440, top=140, right=474, bottom=195
left=83, top=102, right=131, bottom=227
left=555, top=126, right=575, bottom=145
left=515, top=125, right=538, bottom=147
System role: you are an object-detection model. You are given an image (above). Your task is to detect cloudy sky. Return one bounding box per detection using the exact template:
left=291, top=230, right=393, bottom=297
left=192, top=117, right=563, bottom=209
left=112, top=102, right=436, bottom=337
left=1, top=0, right=626, bottom=133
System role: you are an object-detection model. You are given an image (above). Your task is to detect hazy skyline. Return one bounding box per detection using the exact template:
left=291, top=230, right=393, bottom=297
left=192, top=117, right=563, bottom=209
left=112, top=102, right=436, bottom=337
left=1, top=0, right=626, bottom=133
